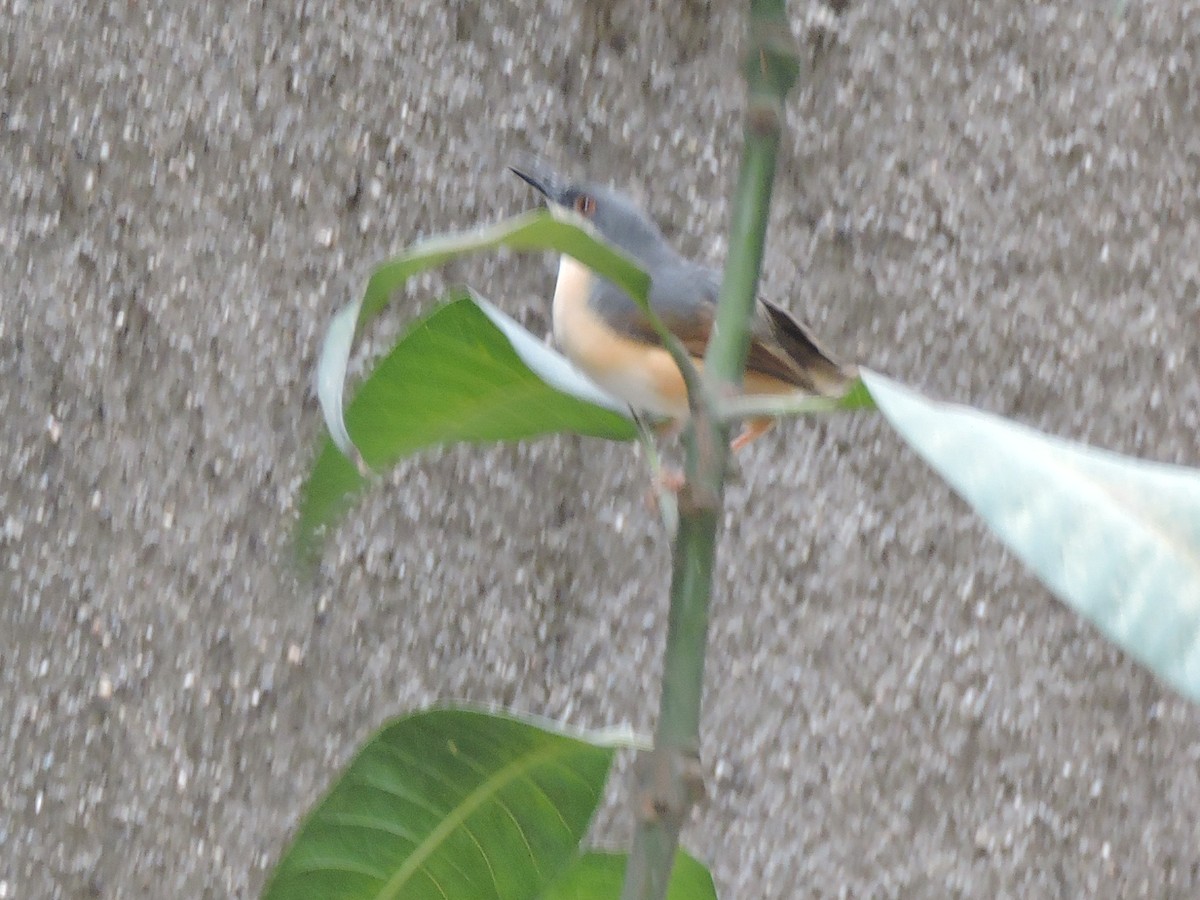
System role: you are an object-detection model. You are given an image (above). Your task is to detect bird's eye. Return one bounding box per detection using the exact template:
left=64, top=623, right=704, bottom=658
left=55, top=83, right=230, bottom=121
left=573, top=194, right=596, bottom=216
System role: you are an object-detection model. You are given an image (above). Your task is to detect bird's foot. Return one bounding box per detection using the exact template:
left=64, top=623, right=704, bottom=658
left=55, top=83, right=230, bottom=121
left=730, top=417, right=774, bottom=453
left=655, top=466, right=686, bottom=493
left=643, top=466, right=685, bottom=515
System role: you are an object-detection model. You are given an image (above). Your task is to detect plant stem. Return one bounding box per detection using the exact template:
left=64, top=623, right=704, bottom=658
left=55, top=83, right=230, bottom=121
left=715, top=378, right=872, bottom=423
left=621, top=2, right=799, bottom=898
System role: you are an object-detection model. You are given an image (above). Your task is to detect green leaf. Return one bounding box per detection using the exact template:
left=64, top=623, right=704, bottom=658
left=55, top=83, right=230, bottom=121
left=541, top=850, right=716, bottom=900
left=298, top=292, right=637, bottom=563
left=318, top=210, right=650, bottom=463
left=263, top=708, right=624, bottom=900
left=837, top=374, right=877, bottom=411
left=862, top=370, right=1200, bottom=702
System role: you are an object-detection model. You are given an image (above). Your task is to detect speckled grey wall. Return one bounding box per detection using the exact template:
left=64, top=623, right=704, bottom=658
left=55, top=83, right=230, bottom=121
left=4, top=1, right=1199, bottom=897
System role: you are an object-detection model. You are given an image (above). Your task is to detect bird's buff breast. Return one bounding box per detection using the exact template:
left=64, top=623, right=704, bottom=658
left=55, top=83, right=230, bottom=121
left=551, top=256, right=690, bottom=420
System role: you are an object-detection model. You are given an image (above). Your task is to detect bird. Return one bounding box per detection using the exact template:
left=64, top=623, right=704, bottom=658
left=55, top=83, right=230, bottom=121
left=510, top=161, right=854, bottom=452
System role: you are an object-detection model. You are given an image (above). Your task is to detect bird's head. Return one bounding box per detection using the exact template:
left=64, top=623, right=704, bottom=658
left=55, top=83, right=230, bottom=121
left=510, top=162, right=670, bottom=265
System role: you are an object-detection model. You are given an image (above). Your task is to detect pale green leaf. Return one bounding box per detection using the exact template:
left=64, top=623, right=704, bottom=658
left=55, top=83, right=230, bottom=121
left=863, top=370, right=1200, bottom=701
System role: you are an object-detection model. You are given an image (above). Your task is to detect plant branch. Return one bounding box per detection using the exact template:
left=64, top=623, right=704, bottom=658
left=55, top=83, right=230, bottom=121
left=621, top=2, right=800, bottom=898
left=633, top=300, right=712, bottom=421
left=716, top=393, right=844, bottom=422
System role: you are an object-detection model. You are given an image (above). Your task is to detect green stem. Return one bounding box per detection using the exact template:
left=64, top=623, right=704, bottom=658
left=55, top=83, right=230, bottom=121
left=621, top=506, right=718, bottom=899
left=621, top=2, right=798, bottom=898
left=704, top=143, right=779, bottom=390
left=715, top=383, right=868, bottom=422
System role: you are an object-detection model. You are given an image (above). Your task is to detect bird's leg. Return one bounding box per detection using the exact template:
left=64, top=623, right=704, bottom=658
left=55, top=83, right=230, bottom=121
left=633, top=414, right=682, bottom=532
left=647, top=417, right=685, bottom=491
left=644, top=466, right=685, bottom=534
left=652, top=418, right=683, bottom=441
left=730, top=416, right=775, bottom=453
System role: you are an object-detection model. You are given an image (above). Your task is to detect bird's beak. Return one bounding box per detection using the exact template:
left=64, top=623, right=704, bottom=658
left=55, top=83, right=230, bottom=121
left=509, top=162, right=561, bottom=205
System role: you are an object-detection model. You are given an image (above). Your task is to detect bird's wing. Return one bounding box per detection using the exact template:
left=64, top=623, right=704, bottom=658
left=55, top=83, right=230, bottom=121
left=590, top=263, right=852, bottom=397
left=589, top=264, right=717, bottom=354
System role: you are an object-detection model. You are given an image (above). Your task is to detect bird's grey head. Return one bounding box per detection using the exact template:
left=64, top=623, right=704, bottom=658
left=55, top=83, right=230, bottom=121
left=510, top=163, right=671, bottom=266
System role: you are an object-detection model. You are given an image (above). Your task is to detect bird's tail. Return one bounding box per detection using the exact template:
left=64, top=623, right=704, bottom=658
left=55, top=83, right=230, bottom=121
left=758, top=298, right=856, bottom=397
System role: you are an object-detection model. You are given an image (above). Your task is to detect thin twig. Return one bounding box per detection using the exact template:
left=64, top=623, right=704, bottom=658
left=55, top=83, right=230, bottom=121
left=715, top=393, right=846, bottom=422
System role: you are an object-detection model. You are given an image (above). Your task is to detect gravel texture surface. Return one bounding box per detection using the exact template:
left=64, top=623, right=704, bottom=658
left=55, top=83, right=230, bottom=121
left=4, top=1, right=1200, bottom=897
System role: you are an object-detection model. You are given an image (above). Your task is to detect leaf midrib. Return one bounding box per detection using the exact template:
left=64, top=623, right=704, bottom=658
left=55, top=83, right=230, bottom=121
left=373, top=741, right=580, bottom=900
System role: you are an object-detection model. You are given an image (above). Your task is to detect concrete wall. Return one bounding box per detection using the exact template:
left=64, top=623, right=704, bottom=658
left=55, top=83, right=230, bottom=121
left=3, top=1, right=1198, bottom=895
